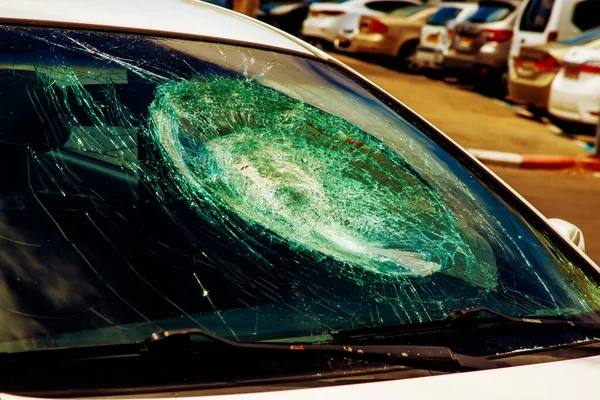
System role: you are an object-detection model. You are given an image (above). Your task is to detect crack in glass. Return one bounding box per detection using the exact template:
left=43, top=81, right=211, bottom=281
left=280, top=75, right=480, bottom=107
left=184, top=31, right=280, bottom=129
left=150, top=78, right=478, bottom=278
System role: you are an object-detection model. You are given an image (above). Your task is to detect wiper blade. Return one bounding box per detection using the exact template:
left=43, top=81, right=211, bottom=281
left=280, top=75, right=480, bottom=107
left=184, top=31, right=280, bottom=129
left=0, top=328, right=507, bottom=373
left=331, top=306, right=600, bottom=341
left=143, top=328, right=506, bottom=372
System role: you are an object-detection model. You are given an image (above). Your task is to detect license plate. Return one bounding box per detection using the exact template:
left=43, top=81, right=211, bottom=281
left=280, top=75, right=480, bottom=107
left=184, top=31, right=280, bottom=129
left=416, top=51, right=434, bottom=66
left=459, top=37, right=473, bottom=47
left=426, top=34, right=439, bottom=44
left=565, top=66, right=580, bottom=79
left=522, top=60, right=537, bottom=70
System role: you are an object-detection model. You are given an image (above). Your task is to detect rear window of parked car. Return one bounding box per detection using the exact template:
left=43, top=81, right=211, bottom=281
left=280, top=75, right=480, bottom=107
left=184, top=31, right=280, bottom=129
left=560, top=27, right=600, bottom=46
left=572, top=0, right=600, bottom=32
left=467, top=3, right=515, bottom=22
left=389, top=4, right=431, bottom=16
left=518, top=0, right=554, bottom=32
left=365, top=1, right=415, bottom=12
left=426, top=6, right=461, bottom=26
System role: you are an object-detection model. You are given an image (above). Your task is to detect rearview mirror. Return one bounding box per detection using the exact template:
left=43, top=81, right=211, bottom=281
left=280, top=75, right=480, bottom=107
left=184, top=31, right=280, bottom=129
left=548, top=218, right=586, bottom=252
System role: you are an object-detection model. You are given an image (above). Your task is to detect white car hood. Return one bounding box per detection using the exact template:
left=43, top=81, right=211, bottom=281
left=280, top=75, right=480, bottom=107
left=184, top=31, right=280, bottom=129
left=3, top=355, right=600, bottom=400
left=0, top=0, right=314, bottom=56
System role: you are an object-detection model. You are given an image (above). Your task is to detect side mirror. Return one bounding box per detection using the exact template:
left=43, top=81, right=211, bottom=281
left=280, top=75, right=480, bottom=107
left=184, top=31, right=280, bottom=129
left=548, top=218, right=586, bottom=252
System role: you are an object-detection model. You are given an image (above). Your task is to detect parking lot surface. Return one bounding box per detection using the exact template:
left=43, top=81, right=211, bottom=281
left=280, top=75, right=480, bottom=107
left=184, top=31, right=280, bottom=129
left=333, top=53, right=591, bottom=157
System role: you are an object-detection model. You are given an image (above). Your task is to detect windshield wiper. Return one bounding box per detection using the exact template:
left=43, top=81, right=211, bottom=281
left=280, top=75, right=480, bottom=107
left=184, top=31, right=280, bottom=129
left=0, top=328, right=507, bottom=373
left=331, top=306, right=600, bottom=341
left=144, top=329, right=509, bottom=372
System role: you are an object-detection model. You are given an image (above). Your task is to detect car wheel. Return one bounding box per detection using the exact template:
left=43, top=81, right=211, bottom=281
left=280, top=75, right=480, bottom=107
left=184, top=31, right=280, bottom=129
left=424, top=69, right=443, bottom=80
left=396, top=41, right=419, bottom=73
left=319, top=40, right=334, bottom=51
left=472, top=66, right=507, bottom=99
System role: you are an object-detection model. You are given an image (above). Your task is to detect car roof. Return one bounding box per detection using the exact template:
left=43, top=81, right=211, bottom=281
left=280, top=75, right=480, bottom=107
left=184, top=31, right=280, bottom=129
left=0, top=0, right=317, bottom=56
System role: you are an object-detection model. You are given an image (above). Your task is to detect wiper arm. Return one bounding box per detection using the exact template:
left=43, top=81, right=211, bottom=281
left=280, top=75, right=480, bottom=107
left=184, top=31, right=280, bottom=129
left=0, top=328, right=507, bottom=373
left=143, top=328, right=506, bottom=372
left=331, top=306, right=600, bottom=341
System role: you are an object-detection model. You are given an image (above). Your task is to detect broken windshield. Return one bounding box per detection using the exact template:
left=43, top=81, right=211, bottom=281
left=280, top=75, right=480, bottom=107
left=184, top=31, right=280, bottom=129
left=0, top=25, right=599, bottom=353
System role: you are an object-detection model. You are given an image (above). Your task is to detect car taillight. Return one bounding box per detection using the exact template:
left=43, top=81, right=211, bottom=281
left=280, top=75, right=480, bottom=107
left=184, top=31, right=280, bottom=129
left=448, top=27, right=457, bottom=42
left=537, top=54, right=562, bottom=72
left=480, top=29, right=513, bottom=42
left=547, top=31, right=558, bottom=42
left=359, top=16, right=371, bottom=32
left=580, top=62, right=600, bottom=74
left=514, top=55, right=522, bottom=68
left=362, top=18, right=387, bottom=34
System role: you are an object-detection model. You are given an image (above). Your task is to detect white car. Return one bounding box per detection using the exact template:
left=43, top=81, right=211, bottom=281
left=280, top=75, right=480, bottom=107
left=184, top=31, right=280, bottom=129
left=549, top=45, right=600, bottom=125
left=301, top=0, right=421, bottom=50
left=415, top=2, right=479, bottom=70
left=2, top=0, right=600, bottom=399
left=508, top=0, right=600, bottom=76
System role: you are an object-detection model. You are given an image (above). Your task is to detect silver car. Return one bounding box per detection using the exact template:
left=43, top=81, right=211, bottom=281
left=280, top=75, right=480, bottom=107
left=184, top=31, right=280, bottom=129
left=444, top=0, right=522, bottom=90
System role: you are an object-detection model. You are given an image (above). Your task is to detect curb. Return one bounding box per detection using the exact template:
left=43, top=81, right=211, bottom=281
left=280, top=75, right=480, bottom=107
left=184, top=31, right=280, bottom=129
left=468, top=149, right=600, bottom=171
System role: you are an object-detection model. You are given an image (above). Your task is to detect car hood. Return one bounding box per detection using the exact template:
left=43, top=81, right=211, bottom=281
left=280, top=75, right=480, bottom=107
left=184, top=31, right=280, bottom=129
left=3, top=355, right=600, bottom=399
left=0, top=0, right=315, bottom=56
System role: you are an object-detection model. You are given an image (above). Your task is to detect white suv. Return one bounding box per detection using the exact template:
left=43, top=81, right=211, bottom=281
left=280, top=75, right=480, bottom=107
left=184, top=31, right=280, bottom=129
left=509, top=0, right=600, bottom=75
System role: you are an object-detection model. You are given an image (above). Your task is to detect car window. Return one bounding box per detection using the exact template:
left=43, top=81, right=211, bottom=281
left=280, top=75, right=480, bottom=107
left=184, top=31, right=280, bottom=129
left=467, top=3, right=515, bottom=22
left=560, top=27, right=600, bottom=45
left=365, top=1, right=413, bottom=12
left=390, top=4, right=431, bottom=16
left=572, top=0, right=600, bottom=32
left=519, top=0, right=555, bottom=32
left=427, top=6, right=462, bottom=26
left=1, top=25, right=600, bottom=355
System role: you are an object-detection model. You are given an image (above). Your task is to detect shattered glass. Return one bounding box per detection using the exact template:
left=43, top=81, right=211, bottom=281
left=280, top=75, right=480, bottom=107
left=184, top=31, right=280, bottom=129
left=0, top=25, right=599, bottom=352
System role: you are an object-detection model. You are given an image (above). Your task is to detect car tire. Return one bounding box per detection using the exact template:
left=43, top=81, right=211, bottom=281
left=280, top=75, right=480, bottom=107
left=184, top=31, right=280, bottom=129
left=396, top=41, right=419, bottom=73
left=319, top=40, right=334, bottom=51
left=473, top=68, right=507, bottom=99
left=424, top=69, right=443, bottom=80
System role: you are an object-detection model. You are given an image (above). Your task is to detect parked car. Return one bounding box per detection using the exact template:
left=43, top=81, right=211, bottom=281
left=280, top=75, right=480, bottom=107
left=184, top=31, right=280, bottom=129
left=508, top=27, right=600, bottom=111
left=345, top=5, right=439, bottom=68
left=5, top=0, right=600, bottom=397
left=301, top=0, right=421, bottom=50
left=508, top=0, right=600, bottom=76
left=201, top=0, right=234, bottom=8
left=415, top=2, right=479, bottom=72
left=444, top=0, right=522, bottom=90
left=256, top=0, right=327, bottom=36
left=548, top=45, right=600, bottom=125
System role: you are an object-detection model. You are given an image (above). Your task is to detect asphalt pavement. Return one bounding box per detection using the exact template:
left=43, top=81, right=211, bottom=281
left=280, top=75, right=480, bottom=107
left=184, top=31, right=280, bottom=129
left=332, top=52, right=591, bottom=157
left=330, top=52, right=600, bottom=263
